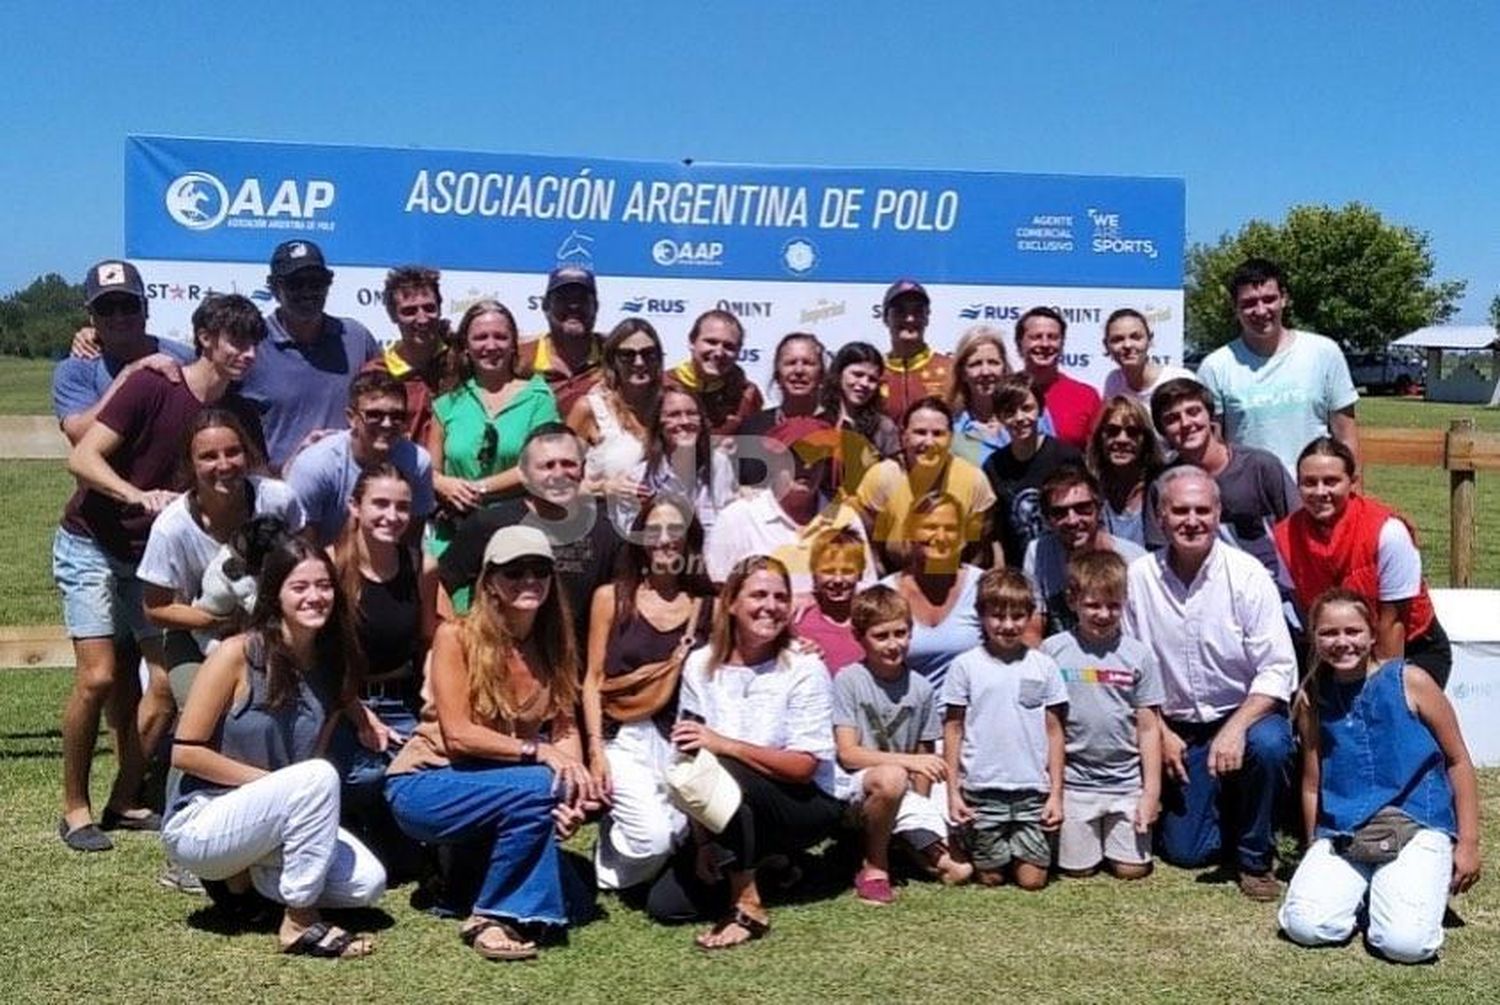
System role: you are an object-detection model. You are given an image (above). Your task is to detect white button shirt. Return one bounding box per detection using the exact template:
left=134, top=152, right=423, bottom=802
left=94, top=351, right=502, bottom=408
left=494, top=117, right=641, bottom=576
left=1124, top=542, right=1296, bottom=723
left=702, top=490, right=877, bottom=593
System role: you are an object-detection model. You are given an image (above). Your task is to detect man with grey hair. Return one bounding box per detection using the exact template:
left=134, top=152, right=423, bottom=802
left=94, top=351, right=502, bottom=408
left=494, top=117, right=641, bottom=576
left=1123, top=465, right=1296, bottom=901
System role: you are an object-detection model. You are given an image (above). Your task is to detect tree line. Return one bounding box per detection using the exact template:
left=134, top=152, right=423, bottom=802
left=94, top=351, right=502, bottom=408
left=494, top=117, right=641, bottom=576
left=0, top=203, right=1490, bottom=359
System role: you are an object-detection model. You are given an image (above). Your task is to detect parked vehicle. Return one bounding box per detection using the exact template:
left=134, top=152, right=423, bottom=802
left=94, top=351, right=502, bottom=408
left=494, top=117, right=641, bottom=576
left=1347, top=347, right=1425, bottom=395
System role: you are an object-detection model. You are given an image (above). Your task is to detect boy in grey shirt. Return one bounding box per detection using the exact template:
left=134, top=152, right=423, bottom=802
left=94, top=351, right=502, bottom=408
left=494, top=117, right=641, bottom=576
left=834, top=586, right=972, bottom=905
left=1041, top=550, right=1164, bottom=878
left=943, top=568, right=1068, bottom=891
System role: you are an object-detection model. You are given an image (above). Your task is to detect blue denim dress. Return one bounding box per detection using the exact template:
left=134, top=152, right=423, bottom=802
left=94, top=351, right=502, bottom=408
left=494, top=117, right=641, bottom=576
left=1315, top=659, right=1456, bottom=839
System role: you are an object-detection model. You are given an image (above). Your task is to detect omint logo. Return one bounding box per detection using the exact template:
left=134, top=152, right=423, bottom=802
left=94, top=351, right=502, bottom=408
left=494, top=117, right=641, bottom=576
left=165, top=172, right=229, bottom=231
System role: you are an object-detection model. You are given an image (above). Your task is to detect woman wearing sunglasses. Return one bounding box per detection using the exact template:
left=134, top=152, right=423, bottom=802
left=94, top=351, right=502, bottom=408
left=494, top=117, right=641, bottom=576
left=1084, top=397, right=1164, bottom=548
left=427, top=300, right=559, bottom=557
left=567, top=318, right=663, bottom=526
left=387, top=525, right=599, bottom=961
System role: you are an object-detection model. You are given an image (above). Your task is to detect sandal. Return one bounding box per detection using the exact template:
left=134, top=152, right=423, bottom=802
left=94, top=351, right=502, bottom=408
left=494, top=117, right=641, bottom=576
left=280, top=922, right=374, bottom=959
left=461, top=917, right=538, bottom=961
left=695, top=908, right=771, bottom=950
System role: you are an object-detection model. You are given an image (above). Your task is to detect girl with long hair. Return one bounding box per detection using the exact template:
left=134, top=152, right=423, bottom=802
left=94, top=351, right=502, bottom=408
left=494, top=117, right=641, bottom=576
left=163, top=538, right=386, bottom=958
left=567, top=317, right=662, bottom=515
left=821, top=341, right=901, bottom=497
left=583, top=493, right=715, bottom=890
left=629, top=386, right=738, bottom=534
left=386, top=526, right=598, bottom=961
left=1278, top=589, right=1480, bottom=963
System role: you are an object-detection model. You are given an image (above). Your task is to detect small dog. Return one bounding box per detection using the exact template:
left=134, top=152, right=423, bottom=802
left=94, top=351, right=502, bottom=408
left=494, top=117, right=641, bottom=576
left=193, top=517, right=294, bottom=645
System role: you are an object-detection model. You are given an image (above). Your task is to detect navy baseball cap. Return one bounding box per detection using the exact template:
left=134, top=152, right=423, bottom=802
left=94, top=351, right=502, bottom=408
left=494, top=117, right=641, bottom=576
left=269, top=240, right=331, bottom=279
left=882, top=279, right=929, bottom=311
left=84, top=260, right=146, bottom=306
left=545, top=265, right=597, bottom=296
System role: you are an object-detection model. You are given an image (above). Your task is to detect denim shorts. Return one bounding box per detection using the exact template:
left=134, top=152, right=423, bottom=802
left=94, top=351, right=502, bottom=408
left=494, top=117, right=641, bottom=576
left=52, top=527, right=160, bottom=642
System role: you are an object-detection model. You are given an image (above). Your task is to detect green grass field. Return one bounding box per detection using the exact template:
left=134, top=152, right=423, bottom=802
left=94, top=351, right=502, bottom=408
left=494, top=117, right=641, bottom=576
left=3, top=665, right=1498, bottom=1003
left=0, top=356, right=57, bottom=414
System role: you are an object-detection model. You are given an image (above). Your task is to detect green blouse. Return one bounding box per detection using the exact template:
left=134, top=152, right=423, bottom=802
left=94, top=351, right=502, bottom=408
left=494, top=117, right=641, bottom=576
left=433, top=374, right=560, bottom=483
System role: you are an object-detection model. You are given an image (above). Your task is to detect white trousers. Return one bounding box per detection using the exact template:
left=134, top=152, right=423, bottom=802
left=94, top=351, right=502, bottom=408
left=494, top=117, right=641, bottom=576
left=162, top=759, right=387, bottom=910
left=1278, top=829, right=1453, bottom=963
left=595, top=720, right=688, bottom=890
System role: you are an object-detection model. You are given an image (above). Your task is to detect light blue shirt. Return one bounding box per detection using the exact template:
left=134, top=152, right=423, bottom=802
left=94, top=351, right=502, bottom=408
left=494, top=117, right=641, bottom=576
left=283, top=430, right=435, bottom=546
left=1196, top=329, right=1358, bottom=474
left=879, top=564, right=984, bottom=701
left=52, top=337, right=196, bottom=420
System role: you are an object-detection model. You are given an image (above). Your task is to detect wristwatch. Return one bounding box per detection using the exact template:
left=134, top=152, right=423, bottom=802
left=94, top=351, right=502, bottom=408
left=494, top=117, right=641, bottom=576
left=519, top=741, right=538, bottom=764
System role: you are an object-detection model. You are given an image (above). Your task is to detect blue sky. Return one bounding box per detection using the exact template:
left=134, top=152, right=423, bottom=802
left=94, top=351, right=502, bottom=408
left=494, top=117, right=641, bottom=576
left=3, top=1, right=1497, bottom=319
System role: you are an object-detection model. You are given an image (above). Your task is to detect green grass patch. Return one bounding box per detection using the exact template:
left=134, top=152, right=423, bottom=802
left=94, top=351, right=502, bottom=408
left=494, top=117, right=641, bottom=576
left=2, top=665, right=1499, bottom=1002
left=0, top=355, right=57, bottom=415
left=0, top=460, right=72, bottom=624
left=1357, top=396, right=1500, bottom=432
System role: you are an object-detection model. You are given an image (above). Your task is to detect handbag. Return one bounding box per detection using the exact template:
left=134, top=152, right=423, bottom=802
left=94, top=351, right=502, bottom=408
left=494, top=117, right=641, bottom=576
left=1334, top=806, right=1422, bottom=866
left=599, top=599, right=703, bottom=724
left=665, top=748, right=743, bottom=834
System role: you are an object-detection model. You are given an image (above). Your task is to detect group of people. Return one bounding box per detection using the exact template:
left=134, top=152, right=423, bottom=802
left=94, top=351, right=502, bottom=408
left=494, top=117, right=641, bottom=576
left=48, top=246, right=1479, bottom=963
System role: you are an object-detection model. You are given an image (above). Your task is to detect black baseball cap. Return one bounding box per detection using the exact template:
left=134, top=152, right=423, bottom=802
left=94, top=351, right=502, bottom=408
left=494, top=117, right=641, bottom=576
left=84, top=260, right=146, bottom=306
left=545, top=265, right=597, bottom=296
left=882, top=279, right=929, bottom=312
left=269, top=240, right=332, bottom=279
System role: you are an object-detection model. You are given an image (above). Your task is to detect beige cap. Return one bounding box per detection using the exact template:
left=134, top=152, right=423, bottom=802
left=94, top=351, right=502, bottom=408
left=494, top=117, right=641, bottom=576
left=482, top=525, right=554, bottom=568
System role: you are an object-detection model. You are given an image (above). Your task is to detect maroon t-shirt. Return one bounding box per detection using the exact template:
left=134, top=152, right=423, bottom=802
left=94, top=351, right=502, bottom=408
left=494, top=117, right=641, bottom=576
left=60, top=370, right=265, bottom=561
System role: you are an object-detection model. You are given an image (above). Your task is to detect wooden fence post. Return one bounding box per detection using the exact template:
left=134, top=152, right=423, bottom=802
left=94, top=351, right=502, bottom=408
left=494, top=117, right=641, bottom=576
left=1447, top=417, right=1477, bottom=588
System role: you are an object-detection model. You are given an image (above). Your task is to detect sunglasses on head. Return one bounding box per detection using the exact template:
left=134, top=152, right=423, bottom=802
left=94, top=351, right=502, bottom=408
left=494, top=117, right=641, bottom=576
left=92, top=297, right=142, bottom=319
left=477, top=424, right=499, bottom=470
left=496, top=558, right=554, bottom=581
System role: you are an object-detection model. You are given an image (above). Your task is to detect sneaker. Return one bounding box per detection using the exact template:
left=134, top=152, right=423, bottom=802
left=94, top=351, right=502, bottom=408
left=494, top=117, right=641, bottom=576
left=1238, top=870, right=1282, bottom=902
left=59, top=818, right=113, bottom=853
left=854, top=870, right=896, bottom=906
left=158, top=863, right=206, bottom=895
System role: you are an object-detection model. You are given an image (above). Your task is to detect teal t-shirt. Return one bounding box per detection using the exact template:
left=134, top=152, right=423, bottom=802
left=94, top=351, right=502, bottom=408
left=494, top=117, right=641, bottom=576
left=1196, top=330, right=1358, bottom=475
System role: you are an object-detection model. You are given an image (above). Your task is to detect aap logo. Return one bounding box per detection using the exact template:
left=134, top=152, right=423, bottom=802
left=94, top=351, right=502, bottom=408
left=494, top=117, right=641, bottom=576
left=165, top=172, right=229, bottom=231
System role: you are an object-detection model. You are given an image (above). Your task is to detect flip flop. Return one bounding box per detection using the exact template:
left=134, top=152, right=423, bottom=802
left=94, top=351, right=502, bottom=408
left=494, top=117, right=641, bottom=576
left=695, top=908, right=771, bottom=951
left=461, top=918, right=538, bottom=961
left=280, top=922, right=374, bottom=959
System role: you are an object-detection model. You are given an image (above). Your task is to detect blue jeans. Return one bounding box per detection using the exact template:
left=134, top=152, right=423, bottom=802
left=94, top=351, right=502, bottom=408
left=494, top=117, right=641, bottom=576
left=1157, top=712, right=1292, bottom=874
left=386, top=763, right=566, bottom=926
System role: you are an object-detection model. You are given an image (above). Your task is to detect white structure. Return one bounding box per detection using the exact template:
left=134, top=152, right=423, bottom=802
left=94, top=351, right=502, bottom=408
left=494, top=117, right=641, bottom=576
left=1392, top=326, right=1500, bottom=405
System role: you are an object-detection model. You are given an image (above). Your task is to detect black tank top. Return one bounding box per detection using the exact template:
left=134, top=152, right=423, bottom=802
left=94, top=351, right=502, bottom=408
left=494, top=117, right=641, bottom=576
left=358, top=547, right=420, bottom=677
left=603, top=594, right=711, bottom=735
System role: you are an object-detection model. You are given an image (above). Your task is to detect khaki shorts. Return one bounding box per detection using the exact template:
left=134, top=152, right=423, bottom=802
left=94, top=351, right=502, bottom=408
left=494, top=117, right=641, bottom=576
left=961, top=788, right=1052, bottom=870
left=1057, top=788, right=1152, bottom=872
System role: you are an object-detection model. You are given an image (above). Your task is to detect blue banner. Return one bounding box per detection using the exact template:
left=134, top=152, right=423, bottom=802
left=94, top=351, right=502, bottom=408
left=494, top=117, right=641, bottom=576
left=126, top=136, right=1183, bottom=289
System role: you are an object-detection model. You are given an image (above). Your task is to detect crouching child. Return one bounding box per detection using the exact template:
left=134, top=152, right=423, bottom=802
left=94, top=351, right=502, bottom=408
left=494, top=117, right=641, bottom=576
left=1042, top=551, right=1163, bottom=879
left=834, top=585, right=973, bottom=905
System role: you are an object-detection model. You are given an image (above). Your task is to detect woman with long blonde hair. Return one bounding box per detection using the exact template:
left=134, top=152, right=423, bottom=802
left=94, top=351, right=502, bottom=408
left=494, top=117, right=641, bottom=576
left=386, top=525, right=598, bottom=961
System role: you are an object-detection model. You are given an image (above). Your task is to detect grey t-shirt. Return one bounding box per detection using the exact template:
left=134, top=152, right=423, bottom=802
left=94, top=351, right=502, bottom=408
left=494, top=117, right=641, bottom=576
left=1041, top=630, right=1165, bottom=794
left=1023, top=533, right=1147, bottom=637
left=1145, top=445, right=1297, bottom=583
left=832, top=662, right=940, bottom=754
left=941, top=646, right=1068, bottom=792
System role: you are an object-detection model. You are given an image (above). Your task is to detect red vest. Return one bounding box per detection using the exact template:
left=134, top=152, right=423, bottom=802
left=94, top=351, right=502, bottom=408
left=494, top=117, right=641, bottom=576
left=1273, top=493, right=1435, bottom=641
